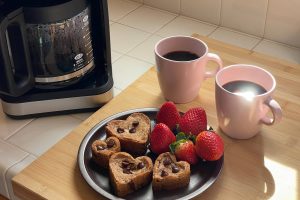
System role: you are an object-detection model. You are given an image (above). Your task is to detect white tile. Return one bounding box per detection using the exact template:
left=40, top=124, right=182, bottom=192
left=144, top=0, right=180, bottom=13
left=264, top=0, right=300, bottom=48
left=119, top=6, right=177, bottom=33
left=0, top=102, right=34, bottom=140
left=0, top=140, right=28, bottom=198
left=108, top=0, right=141, bottom=21
left=6, top=154, right=36, bottom=200
left=209, top=27, right=260, bottom=50
left=111, top=51, right=122, bottom=63
left=110, top=23, right=150, bottom=53
left=112, top=55, right=152, bottom=90
left=221, top=0, right=268, bottom=37
left=7, top=116, right=82, bottom=157
left=156, top=15, right=217, bottom=38
left=181, top=0, right=222, bottom=25
left=253, top=39, right=300, bottom=64
left=127, top=35, right=163, bottom=64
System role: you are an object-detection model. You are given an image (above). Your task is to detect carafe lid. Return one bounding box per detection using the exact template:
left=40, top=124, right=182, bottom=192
left=22, top=0, right=71, bottom=7
left=22, top=0, right=88, bottom=24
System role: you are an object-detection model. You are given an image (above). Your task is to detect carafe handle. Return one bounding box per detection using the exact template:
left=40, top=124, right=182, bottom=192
left=0, top=8, right=34, bottom=97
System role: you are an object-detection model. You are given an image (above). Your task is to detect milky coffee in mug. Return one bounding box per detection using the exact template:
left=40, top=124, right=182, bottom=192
left=155, top=36, right=223, bottom=103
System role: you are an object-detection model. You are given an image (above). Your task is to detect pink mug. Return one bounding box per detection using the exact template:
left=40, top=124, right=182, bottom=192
left=215, top=64, right=282, bottom=139
left=155, top=36, right=223, bottom=103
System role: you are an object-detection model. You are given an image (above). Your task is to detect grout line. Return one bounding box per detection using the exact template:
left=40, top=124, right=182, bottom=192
left=111, top=47, right=125, bottom=55
left=125, top=34, right=153, bottom=54
left=251, top=38, right=264, bottom=51
left=219, top=0, right=223, bottom=26
left=112, top=54, right=124, bottom=64
left=111, top=22, right=157, bottom=55
left=114, top=1, right=144, bottom=22
left=111, top=50, right=124, bottom=61
left=4, top=118, right=36, bottom=141
left=113, top=54, right=126, bottom=63
left=260, top=38, right=300, bottom=50
left=5, top=139, right=37, bottom=157
left=215, top=26, right=262, bottom=40
left=141, top=4, right=179, bottom=16
left=113, top=21, right=154, bottom=35
left=125, top=54, right=155, bottom=65
left=152, top=15, right=179, bottom=35
left=179, top=0, right=182, bottom=15
left=262, top=0, right=270, bottom=38
left=115, top=4, right=179, bottom=35
left=178, top=14, right=219, bottom=28
left=207, top=26, right=219, bottom=37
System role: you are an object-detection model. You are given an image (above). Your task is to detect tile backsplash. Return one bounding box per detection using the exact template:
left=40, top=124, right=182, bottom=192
left=264, top=0, right=300, bottom=48
left=181, top=0, right=222, bottom=25
left=144, top=0, right=180, bottom=13
left=142, top=0, right=300, bottom=48
left=221, top=0, right=268, bottom=37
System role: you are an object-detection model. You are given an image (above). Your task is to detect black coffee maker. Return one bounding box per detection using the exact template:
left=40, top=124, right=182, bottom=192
left=0, top=0, right=113, bottom=118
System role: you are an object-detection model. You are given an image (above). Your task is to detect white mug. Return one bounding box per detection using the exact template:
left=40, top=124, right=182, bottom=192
left=215, top=64, right=282, bottom=139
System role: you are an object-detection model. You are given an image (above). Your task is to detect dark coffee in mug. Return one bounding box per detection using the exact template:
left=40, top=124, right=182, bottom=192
left=222, top=80, right=267, bottom=96
left=155, top=36, right=223, bottom=103
left=163, top=51, right=199, bottom=61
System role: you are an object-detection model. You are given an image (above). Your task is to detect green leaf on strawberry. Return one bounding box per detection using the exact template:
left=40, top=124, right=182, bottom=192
left=176, top=132, right=187, bottom=141
left=187, top=134, right=196, bottom=143
left=169, top=139, right=186, bottom=154
left=170, top=139, right=199, bottom=164
left=169, top=142, right=176, bottom=154
left=175, top=132, right=196, bottom=144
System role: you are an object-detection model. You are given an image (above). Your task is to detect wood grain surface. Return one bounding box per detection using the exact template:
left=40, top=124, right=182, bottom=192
left=12, top=34, right=300, bottom=200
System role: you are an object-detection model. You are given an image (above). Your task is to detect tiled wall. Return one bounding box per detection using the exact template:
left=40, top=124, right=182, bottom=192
left=132, top=0, right=300, bottom=48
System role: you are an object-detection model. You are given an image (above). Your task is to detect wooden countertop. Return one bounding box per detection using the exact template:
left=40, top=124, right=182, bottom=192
left=12, top=34, right=300, bottom=200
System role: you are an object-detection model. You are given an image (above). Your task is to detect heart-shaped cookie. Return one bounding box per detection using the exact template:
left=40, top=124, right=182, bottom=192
left=152, top=152, right=190, bottom=191
left=91, top=137, right=121, bottom=169
left=105, top=112, right=150, bottom=155
left=109, top=152, right=153, bottom=197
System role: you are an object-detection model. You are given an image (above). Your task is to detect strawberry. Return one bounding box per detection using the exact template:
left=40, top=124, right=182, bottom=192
left=179, top=107, right=207, bottom=136
left=156, top=101, right=181, bottom=130
left=170, top=139, right=199, bottom=165
left=195, top=131, right=224, bottom=161
left=150, top=123, right=176, bottom=155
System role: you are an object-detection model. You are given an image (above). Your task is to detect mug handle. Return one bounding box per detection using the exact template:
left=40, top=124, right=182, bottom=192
left=204, top=53, right=223, bottom=78
left=260, top=98, right=282, bottom=125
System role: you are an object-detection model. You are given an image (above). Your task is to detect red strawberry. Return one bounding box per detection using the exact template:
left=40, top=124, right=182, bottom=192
left=150, top=123, right=176, bottom=154
left=156, top=101, right=180, bottom=130
left=179, top=107, right=207, bottom=136
left=195, top=131, right=224, bottom=161
left=171, top=140, right=199, bottom=165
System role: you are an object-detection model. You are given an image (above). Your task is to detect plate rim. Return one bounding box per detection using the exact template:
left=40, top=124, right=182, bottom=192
left=77, top=107, right=224, bottom=200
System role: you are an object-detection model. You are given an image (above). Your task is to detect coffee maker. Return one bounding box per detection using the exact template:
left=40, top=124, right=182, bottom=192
left=0, top=0, right=113, bottom=118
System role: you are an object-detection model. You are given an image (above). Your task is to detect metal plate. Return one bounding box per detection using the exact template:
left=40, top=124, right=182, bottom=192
left=78, top=108, right=224, bottom=200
